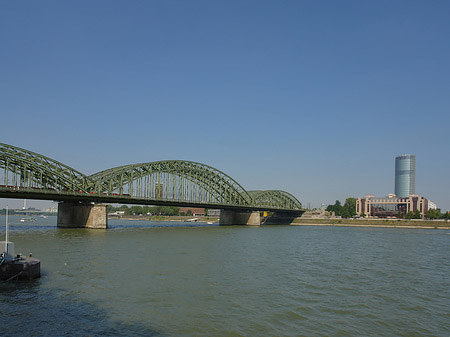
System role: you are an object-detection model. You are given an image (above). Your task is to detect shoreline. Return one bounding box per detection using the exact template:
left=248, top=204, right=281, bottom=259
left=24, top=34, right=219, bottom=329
left=291, top=218, right=450, bottom=230
left=291, top=222, right=450, bottom=230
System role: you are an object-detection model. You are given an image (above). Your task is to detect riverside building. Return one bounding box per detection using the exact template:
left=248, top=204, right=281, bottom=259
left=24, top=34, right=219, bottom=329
left=356, top=194, right=430, bottom=218
left=356, top=154, right=436, bottom=218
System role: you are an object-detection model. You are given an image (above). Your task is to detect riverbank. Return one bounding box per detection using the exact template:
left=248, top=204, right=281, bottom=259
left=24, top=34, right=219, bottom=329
left=292, top=218, right=450, bottom=229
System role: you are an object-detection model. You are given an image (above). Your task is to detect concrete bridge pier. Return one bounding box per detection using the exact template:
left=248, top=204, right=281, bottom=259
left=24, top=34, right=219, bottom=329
left=57, top=202, right=108, bottom=229
left=219, top=210, right=260, bottom=226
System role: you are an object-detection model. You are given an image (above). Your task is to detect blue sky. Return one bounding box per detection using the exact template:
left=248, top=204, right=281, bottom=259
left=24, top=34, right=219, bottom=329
left=1, top=0, right=450, bottom=210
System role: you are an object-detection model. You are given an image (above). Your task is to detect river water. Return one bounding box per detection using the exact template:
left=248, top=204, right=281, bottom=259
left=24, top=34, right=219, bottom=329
left=0, top=216, right=449, bottom=336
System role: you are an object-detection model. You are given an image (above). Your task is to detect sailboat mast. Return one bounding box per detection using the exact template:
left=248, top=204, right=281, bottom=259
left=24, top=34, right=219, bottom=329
left=5, top=205, right=9, bottom=245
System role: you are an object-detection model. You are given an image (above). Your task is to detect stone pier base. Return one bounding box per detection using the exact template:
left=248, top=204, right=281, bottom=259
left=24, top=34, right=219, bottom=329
left=57, top=202, right=108, bottom=229
left=219, top=210, right=260, bottom=226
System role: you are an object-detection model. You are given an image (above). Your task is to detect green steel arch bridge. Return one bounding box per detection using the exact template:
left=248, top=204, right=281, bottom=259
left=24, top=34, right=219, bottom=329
left=0, top=143, right=303, bottom=225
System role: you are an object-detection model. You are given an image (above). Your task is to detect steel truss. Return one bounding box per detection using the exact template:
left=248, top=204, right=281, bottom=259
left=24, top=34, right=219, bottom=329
left=0, top=143, right=302, bottom=211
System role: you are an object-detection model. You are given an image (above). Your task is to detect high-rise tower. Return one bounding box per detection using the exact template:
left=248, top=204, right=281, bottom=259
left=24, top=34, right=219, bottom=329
left=394, top=154, right=416, bottom=198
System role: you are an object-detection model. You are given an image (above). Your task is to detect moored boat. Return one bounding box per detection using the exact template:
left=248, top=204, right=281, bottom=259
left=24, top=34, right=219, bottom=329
left=20, top=217, right=36, bottom=222
left=1, top=207, right=40, bottom=281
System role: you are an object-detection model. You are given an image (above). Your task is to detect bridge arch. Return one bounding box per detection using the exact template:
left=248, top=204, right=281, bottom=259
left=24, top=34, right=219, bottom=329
left=248, top=190, right=302, bottom=210
left=0, top=143, right=303, bottom=212
left=89, top=160, right=253, bottom=206
left=0, top=143, right=92, bottom=192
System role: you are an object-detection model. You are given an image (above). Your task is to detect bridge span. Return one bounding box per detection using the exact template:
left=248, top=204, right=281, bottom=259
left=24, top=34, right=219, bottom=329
left=0, top=143, right=303, bottom=228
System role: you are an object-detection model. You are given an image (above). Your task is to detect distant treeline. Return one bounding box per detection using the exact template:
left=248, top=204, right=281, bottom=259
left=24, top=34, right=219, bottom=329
left=107, top=205, right=195, bottom=216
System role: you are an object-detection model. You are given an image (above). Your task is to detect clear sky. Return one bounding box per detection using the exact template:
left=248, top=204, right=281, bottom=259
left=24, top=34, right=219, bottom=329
left=1, top=1, right=449, bottom=210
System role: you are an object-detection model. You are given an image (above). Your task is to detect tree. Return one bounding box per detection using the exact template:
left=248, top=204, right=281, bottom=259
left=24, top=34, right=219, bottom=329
left=142, top=206, right=152, bottom=215
left=152, top=206, right=179, bottom=216
left=425, top=209, right=442, bottom=220
left=326, top=198, right=357, bottom=218
left=413, top=210, right=421, bottom=219
left=405, top=210, right=421, bottom=219
left=130, top=206, right=143, bottom=215
left=118, top=205, right=132, bottom=215
left=343, top=198, right=357, bottom=217
left=341, top=207, right=351, bottom=218
left=326, top=200, right=343, bottom=215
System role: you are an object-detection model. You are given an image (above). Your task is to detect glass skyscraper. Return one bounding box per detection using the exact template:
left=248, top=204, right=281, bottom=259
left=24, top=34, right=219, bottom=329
left=394, top=154, right=416, bottom=198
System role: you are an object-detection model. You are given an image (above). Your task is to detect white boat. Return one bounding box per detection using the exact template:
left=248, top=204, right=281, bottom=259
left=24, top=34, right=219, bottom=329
left=186, top=218, right=198, bottom=222
left=20, top=217, right=36, bottom=222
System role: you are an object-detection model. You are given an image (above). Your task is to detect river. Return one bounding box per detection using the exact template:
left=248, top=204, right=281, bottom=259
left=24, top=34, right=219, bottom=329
left=1, top=216, right=449, bottom=336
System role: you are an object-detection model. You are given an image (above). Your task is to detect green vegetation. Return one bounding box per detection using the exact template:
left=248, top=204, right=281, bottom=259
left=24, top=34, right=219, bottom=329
left=326, top=198, right=356, bottom=218
left=404, top=210, right=421, bottom=219
left=424, top=208, right=450, bottom=220
left=401, top=209, right=450, bottom=220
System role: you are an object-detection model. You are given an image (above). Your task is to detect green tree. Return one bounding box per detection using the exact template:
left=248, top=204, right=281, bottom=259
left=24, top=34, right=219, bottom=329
left=160, top=206, right=179, bottom=216
left=326, top=200, right=343, bottom=215
left=343, top=198, right=357, bottom=217
left=405, top=211, right=414, bottom=219
left=130, top=206, right=143, bottom=215
left=413, top=210, right=421, bottom=219
left=341, top=207, right=351, bottom=218
left=326, top=198, right=357, bottom=218
left=425, top=209, right=441, bottom=219
left=119, top=205, right=132, bottom=215
left=152, top=206, right=179, bottom=216
left=405, top=210, right=422, bottom=219
left=142, top=206, right=152, bottom=215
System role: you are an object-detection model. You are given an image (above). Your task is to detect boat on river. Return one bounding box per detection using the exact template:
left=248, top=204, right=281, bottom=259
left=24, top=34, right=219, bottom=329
left=1, top=207, right=40, bottom=281
left=20, top=217, right=36, bottom=222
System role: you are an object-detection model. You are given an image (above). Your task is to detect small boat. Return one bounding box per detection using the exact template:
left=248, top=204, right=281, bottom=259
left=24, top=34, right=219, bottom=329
left=186, top=218, right=198, bottom=222
left=1, top=206, right=40, bottom=281
left=20, top=217, right=36, bottom=222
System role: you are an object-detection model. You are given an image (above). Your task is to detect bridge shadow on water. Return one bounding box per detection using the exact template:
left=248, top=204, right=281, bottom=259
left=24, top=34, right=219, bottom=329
left=0, top=279, right=165, bottom=337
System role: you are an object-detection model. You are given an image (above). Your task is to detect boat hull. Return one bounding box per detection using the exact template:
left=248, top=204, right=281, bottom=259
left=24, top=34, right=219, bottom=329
left=0, top=257, right=41, bottom=280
